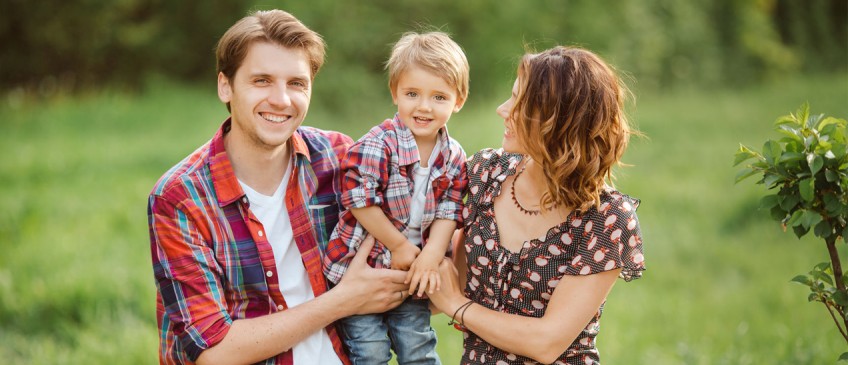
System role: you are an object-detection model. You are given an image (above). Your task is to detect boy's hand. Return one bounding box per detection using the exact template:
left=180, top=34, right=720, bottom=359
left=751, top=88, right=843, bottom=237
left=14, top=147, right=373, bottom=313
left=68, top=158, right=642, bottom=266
left=405, top=249, right=443, bottom=296
left=389, top=242, right=420, bottom=271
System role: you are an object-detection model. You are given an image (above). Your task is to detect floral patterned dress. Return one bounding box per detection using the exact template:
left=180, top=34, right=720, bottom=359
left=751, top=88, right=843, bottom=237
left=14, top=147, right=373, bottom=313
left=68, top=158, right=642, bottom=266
left=459, top=149, right=645, bottom=365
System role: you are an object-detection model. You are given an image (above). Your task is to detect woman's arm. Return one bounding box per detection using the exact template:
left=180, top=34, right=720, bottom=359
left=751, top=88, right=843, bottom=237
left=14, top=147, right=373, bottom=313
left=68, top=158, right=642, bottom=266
left=451, top=229, right=467, bottom=292
left=430, top=261, right=620, bottom=364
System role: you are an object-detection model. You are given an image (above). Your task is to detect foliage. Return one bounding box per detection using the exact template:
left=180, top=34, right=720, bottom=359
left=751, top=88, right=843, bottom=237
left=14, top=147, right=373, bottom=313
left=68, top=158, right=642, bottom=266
left=2, top=0, right=846, bottom=110
left=734, top=103, right=848, bottom=360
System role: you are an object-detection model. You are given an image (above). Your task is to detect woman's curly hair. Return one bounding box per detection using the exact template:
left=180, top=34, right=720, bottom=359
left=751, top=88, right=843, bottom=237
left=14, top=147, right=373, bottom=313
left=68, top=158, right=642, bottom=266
left=510, top=46, right=633, bottom=213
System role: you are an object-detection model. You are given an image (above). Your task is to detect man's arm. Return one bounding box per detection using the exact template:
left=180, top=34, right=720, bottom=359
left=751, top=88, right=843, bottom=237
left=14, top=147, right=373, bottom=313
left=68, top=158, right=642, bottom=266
left=197, top=236, right=408, bottom=365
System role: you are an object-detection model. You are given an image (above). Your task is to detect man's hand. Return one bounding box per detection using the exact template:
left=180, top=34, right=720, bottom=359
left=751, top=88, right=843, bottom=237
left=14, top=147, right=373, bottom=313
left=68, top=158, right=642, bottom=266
left=336, top=235, right=411, bottom=315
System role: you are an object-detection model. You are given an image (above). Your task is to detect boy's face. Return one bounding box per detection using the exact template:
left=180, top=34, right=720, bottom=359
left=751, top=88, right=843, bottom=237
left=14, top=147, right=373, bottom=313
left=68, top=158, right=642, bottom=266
left=217, top=41, right=312, bottom=153
left=392, top=66, right=464, bottom=145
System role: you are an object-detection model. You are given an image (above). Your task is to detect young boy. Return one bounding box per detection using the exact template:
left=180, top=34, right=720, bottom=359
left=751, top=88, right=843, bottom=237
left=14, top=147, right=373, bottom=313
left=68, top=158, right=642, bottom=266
left=323, top=32, right=469, bottom=364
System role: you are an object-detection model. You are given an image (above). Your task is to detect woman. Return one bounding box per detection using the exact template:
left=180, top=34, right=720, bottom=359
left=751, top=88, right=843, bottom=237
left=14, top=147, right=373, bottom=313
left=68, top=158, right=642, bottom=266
left=429, top=46, right=645, bottom=364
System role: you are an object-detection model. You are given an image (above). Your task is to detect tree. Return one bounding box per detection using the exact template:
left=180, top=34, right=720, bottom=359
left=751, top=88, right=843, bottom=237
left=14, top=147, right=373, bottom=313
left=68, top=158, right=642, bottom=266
left=734, top=103, right=848, bottom=362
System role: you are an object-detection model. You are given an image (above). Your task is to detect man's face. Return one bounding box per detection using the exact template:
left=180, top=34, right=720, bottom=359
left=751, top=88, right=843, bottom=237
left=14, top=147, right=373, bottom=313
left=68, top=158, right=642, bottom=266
left=218, top=41, right=312, bottom=152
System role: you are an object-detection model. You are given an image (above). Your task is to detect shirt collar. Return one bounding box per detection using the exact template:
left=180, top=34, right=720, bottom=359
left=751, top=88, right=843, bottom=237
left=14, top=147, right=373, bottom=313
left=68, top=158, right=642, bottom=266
left=208, top=118, right=310, bottom=207
left=390, top=113, right=452, bottom=167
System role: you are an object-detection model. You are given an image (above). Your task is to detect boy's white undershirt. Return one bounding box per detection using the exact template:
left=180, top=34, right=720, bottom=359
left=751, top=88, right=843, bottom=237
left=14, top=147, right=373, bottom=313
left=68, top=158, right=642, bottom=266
left=406, top=138, right=441, bottom=246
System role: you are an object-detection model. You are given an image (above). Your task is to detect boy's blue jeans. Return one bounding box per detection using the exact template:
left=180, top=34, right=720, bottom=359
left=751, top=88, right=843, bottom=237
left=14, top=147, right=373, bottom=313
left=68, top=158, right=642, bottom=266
left=339, top=297, right=440, bottom=365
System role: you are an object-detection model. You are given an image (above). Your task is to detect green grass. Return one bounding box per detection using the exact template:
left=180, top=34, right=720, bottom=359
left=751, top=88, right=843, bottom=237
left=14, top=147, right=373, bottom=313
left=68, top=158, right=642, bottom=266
left=1, top=72, right=846, bottom=364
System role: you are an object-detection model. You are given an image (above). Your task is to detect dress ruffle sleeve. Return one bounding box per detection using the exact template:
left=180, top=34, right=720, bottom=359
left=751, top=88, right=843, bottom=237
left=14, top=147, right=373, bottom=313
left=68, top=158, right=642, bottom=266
left=564, top=191, right=645, bottom=282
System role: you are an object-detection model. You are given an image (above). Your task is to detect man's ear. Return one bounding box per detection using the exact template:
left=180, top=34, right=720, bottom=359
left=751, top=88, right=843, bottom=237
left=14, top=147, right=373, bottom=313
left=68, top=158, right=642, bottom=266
left=217, top=72, right=232, bottom=103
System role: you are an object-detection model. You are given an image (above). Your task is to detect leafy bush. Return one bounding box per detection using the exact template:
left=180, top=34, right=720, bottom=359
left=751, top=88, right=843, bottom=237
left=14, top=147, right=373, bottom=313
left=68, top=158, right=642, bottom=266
left=734, top=103, right=848, bottom=361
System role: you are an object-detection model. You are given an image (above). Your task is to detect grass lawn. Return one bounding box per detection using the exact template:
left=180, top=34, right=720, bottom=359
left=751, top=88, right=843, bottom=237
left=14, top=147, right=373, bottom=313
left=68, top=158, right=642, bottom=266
left=1, top=71, right=846, bottom=364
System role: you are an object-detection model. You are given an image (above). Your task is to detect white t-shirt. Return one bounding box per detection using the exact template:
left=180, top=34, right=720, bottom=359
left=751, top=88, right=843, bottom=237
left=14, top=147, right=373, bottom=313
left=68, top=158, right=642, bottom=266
left=406, top=139, right=441, bottom=246
left=239, top=162, right=342, bottom=365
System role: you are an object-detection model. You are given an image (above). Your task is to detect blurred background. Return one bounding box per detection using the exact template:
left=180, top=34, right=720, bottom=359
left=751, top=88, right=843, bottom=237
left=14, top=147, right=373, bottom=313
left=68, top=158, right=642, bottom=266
left=1, top=0, right=846, bottom=364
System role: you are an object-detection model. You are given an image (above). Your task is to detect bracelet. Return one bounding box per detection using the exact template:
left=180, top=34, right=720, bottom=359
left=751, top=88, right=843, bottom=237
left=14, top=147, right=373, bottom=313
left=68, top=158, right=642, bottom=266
left=459, top=301, right=474, bottom=326
left=447, top=300, right=474, bottom=326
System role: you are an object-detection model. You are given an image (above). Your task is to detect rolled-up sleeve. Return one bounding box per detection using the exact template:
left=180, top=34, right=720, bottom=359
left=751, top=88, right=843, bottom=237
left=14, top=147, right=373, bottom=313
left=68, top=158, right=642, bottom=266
left=149, top=193, right=232, bottom=361
left=340, top=138, right=390, bottom=209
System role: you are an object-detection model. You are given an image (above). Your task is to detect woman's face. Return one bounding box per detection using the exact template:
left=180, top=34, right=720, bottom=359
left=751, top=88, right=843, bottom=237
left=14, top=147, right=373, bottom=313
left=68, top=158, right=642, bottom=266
left=496, top=79, right=525, bottom=153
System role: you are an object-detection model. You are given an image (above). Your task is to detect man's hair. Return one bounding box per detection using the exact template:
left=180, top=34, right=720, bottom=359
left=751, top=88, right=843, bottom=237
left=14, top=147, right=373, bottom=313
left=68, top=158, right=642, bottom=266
left=216, top=9, right=325, bottom=82
left=386, top=32, right=469, bottom=102
left=510, top=46, right=633, bottom=213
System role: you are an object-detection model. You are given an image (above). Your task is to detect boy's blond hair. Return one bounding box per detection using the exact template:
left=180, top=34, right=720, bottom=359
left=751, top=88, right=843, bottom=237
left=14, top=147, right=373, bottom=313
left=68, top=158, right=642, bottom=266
left=386, top=32, right=469, bottom=102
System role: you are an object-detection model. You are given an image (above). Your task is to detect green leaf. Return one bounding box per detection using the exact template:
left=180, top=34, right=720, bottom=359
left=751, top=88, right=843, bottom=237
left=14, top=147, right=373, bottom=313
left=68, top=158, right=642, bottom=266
left=733, top=145, right=760, bottom=166
left=814, top=270, right=834, bottom=286
left=793, top=224, right=810, bottom=238
left=791, top=274, right=812, bottom=286
left=777, top=151, right=804, bottom=163
left=838, top=351, right=848, bottom=362
left=804, top=134, right=815, bottom=149
left=826, top=169, right=839, bottom=182
left=823, top=194, right=843, bottom=216
left=786, top=209, right=804, bottom=227
left=798, top=103, right=811, bottom=128
left=776, top=127, right=802, bottom=143
left=759, top=195, right=779, bottom=210
left=814, top=219, right=832, bottom=238
left=807, top=113, right=824, bottom=130
left=843, top=225, right=848, bottom=243
left=763, top=140, right=781, bottom=164
left=762, top=173, right=783, bottom=187
left=832, top=290, right=848, bottom=307
left=808, top=292, right=819, bottom=302
left=735, top=167, right=758, bottom=183
left=775, top=114, right=799, bottom=127
left=808, top=154, right=824, bottom=175
left=801, top=210, right=823, bottom=230
left=799, top=177, right=815, bottom=202
left=817, top=116, right=846, bottom=132
left=778, top=193, right=800, bottom=211
left=770, top=205, right=787, bottom=220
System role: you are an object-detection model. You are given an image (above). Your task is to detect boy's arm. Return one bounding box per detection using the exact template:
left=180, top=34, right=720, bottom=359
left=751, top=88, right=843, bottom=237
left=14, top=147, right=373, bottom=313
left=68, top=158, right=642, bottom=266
left=350, top=206, right=420, bottom=270
left=407, top=218, right=456, bottom=295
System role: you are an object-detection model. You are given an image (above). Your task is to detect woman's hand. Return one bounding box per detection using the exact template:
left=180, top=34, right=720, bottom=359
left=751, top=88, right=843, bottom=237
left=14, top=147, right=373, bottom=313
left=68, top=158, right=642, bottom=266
left=427, top=257, right=466, bottom=316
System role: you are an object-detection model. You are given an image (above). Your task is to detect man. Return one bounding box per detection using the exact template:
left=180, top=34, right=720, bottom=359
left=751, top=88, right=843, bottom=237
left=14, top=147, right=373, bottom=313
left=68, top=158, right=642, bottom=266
left=148, top=10, right=410, bottom=364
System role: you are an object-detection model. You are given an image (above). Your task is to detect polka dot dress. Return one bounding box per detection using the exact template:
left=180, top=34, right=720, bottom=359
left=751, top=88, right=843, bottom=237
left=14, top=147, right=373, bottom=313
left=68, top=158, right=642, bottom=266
left=459, top=149, right=645, bottom=365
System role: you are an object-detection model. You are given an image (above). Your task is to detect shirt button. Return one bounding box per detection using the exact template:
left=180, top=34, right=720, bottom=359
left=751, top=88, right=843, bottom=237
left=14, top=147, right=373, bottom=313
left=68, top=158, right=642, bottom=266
left=277, top=304, right=284, bottom=311
left=266, top=270, right=273, bottom=277
left=242, top=197, right=248, bottom=204
left=258, top=230, right=264, bottom=237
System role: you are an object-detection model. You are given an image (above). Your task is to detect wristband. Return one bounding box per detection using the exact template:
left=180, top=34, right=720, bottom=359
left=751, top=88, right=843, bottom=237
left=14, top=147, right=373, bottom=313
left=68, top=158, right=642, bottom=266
left=448, top=300, right=474, bottom=326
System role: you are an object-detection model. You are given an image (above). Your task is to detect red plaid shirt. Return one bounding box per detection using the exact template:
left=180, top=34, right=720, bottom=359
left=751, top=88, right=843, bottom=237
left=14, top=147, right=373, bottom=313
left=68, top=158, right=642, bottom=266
left=323, top=115, right=467, bottom=284
left=148, top=119, right=352, bottom=364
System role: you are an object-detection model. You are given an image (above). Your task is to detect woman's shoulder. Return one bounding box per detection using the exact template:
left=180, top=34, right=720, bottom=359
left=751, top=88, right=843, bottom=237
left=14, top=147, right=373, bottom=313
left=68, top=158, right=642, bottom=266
left=467, top=148, right=522, bottom=178
left=601, top=189, right=640, bottom=212
left=582, top=189, right=640, bottom=220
